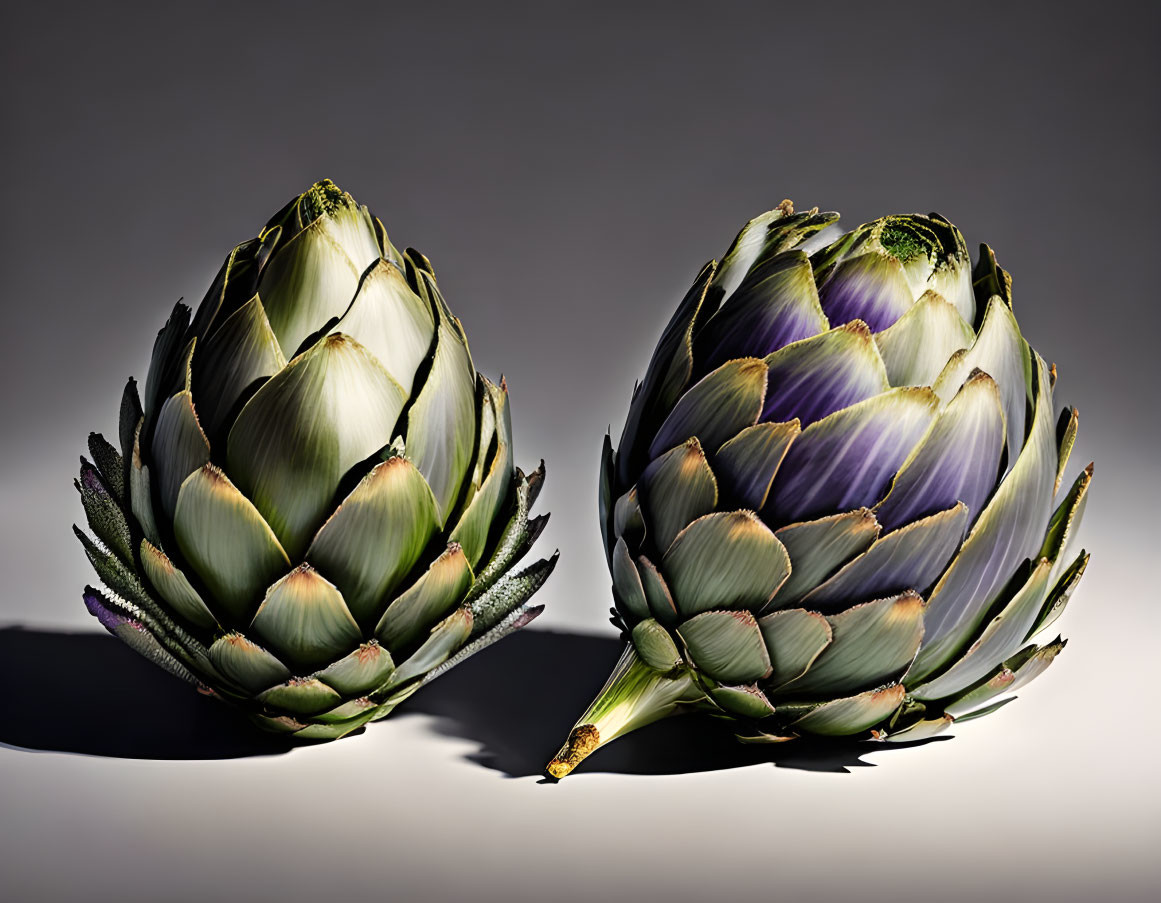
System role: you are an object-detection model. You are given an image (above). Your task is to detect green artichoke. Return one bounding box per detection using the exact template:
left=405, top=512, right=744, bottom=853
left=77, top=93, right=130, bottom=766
left=75, top=180, right=555, bottom=740
left=548, top=201, right=1089, bottom=777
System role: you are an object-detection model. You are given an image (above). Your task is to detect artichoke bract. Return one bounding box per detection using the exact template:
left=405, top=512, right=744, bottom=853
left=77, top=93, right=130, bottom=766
left=548, top=202, right=1089, bottom=777
left=75, top=180, right=556, bottom=740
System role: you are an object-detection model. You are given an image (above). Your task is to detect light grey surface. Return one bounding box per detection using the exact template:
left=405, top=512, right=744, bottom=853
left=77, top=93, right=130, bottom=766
left=2, top=2, right=1159, bottom=901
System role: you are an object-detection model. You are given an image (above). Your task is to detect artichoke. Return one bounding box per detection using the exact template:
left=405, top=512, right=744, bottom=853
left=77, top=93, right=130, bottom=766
left=548, top=202, right=1089, bottom=777
left=75, top=180, right=556, bottom=740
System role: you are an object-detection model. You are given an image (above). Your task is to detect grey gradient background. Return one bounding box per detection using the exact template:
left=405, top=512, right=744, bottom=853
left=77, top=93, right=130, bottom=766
left=2, top=1, right=1159, bottom=901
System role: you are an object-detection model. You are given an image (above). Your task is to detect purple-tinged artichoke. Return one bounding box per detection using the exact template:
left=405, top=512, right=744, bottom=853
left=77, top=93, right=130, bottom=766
left=548, top=202, right=1088, bottom=777
left=75, top=180, right=555, bottom=740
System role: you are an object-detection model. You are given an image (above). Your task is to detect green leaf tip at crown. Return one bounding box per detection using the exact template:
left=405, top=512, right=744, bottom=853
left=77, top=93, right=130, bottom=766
left=299, top=179, right=356, bottom=222
left=876, top=216, right=954, bottom=263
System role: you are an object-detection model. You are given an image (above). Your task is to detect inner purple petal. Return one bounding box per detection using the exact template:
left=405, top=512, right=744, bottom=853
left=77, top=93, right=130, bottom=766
left=764, top=402, right=934, bottom=525
left=696, top=256, right=826, bottom=372
left=818, top=255, right=913, bottom=332
left=762, top=360, right=882, bottom=427
left=699, top=299, right=821, bottom=374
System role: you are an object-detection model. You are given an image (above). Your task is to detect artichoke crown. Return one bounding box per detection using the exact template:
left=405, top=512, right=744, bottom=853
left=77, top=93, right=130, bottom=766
left=76, top=180, right=555, bottom=740
left=550, top=202, right=1088, bottom=777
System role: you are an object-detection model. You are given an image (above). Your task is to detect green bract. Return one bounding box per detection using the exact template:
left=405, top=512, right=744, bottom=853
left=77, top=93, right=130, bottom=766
left=76, top=180, right=555, bottom=740
left=548, top=202, right=1088, bottom=777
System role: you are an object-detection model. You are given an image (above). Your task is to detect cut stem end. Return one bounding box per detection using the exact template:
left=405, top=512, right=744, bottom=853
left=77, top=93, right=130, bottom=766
left=543, top=644, right=703, bottom=779
left=546, top=724, right=600, bottom=779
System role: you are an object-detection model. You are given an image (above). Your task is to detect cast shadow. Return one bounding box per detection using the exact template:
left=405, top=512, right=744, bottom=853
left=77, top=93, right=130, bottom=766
left=0, top=627, right=293, bottom=759
left=0, top=627, right=946, bottom=772
left=406, top=630, right=950, bottom=778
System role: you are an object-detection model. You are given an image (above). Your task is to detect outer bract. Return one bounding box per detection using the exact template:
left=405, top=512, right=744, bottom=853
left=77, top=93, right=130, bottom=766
left=76, top=180, right=556, bottom=740
left=548, top=202, right=1089, bottom=777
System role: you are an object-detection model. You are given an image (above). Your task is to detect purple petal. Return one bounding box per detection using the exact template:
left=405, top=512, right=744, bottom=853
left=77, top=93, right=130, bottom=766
left=876, top=371, right=1006, bottom=532
left=764, top=388, right=939, bottom=526
left=818, top=252, right=914, bottom=332
left=761, top=322, right=889, bottom=426
left=695, top=251, right=827, bottom=372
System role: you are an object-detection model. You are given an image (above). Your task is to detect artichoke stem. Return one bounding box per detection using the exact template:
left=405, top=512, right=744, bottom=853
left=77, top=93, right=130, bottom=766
left=545, top=644, right=702, bottom=779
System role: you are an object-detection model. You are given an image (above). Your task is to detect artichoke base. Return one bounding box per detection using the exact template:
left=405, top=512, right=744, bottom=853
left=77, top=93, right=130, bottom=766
left=543, top=638, right=1066, bottom=777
